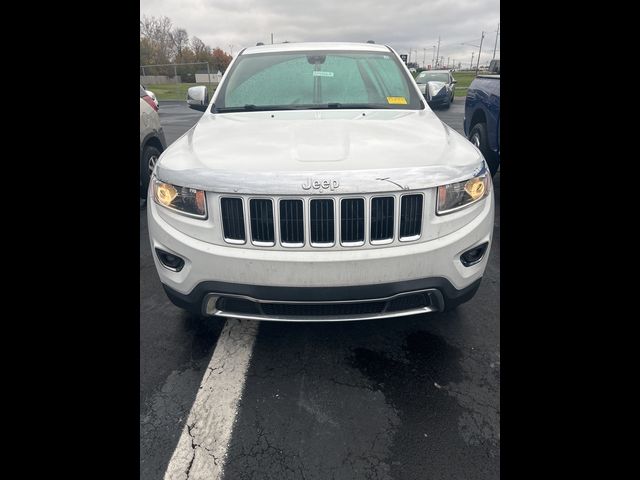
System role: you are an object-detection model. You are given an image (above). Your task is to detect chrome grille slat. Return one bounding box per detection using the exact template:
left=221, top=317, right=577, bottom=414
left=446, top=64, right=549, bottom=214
left=249, top=199, right=275, bottom=245
left=400, top=194, right=423, bottom=240
left=280, top=199, right=304, bottom=246
left=310, top=198, right=335, bottom=246
left=370, top=196, right=394, bottom=243
left=341, top=198, right=365, bottom=246
left=220, top=197, right=246, bottom=243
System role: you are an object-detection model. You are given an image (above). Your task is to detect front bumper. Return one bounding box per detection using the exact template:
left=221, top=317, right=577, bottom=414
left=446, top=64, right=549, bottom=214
left=426, top=93, right=450, bottom=107
left=163, top=276, right=482, bottom=321
left=148, top=192, right=494, bottom=320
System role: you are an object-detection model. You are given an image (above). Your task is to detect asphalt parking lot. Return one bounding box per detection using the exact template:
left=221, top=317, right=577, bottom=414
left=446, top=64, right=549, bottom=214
left=140, top=98, right=500, bottom=479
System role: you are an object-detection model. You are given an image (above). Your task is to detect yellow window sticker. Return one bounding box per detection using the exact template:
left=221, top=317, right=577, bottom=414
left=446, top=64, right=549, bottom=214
left=386, top=96, right=407, bottom=104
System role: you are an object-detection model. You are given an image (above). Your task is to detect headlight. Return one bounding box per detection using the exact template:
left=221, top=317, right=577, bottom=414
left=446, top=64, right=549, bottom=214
left=153, top=178, right=207, bottom=218
left=428, top=82, right=446, bottom=97
left=437, top=173, right=490, bottom=215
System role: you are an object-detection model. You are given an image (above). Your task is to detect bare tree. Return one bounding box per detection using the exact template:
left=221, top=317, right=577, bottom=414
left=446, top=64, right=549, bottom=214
left=191, top=36, right=209, bottom=62
left=171, top=28, right=190, bottom=58
left=140, top=15, right=174, bottom=64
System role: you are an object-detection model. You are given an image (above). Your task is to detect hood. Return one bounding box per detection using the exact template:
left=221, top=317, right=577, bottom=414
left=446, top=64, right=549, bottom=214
left=427, top=81, right=447, bottom=95
left=156, top=109, right=484, bottom=194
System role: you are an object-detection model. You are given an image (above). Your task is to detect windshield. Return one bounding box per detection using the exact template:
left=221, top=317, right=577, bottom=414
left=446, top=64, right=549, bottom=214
left=214, top=50, right=422, bottom=112
left=416, top=72, right=449, bottom=84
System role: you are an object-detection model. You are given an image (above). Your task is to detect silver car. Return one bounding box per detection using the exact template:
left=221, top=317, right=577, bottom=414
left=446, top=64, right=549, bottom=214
left=415, top=70, right=456, bottom=109
left=140, top=85, right=167, bottom=198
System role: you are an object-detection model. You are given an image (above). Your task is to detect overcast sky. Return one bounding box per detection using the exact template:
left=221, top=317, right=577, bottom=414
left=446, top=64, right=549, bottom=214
left=140, top=0, right=499, bottom=68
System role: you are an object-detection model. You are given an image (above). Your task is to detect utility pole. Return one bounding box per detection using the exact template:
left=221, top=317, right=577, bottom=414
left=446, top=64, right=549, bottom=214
left=271, top=33, right=274, bottom=44
left=470, top=51, right=474, bottom=70
left=436, top=36, right=440, bottom=67
left=475, top=31, right=485, bottom=75
left=492, top=23, right=500, bottom=60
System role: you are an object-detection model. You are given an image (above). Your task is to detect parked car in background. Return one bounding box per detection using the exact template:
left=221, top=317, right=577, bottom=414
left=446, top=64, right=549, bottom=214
left=415, top=70, right=456, bottom=109
left=464, top=73, right=500, bottom=175
left=141, top=84, right=159, bottom=110
left=140, top=85, right=166, bottom=198
left=148, top=42, right=494, bottom=322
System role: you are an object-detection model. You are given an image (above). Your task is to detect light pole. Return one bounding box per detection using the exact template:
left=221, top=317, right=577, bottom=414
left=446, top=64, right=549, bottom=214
left=475, top=31, right=485, bottom=75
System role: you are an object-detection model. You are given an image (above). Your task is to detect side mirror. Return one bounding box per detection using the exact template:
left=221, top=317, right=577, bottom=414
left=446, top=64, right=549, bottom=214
left=187, top=86, right=209, bottom=112
left=452, top=80, right=457, bottom=84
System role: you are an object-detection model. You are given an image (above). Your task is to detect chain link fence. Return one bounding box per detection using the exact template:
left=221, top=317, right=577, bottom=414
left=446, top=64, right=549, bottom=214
left=140, top=62, right=221, bottom=101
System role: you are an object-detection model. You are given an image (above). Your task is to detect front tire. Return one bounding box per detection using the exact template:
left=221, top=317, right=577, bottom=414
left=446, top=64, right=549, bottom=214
left=140, top=145, right=161, bottom=199
left=468, top=122, right=499, bottom=176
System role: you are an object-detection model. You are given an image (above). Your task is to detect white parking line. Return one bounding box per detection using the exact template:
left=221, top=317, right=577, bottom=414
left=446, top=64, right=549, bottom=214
left=164, top=318, right=259, bottom=480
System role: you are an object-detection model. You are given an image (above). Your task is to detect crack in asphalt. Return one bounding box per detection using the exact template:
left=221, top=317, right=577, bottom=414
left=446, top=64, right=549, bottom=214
left=163, top=318, right=259, bottom=480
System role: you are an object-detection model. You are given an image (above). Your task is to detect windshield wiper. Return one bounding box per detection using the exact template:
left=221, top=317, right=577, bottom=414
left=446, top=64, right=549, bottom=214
left=290, top=103, right=391, bottom=110
left=215, top=105, right=295, bottom=113
left=326, top=103, right=390, bottom=109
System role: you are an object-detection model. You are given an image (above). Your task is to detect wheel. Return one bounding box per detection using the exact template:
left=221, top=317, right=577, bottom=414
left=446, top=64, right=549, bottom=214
left=468, top=122, right=499, bottom=176
left=451, top=91, right=455, bottom=103
left=140, top=145, right=161, bottom=198
left=443, top=97, right=451, bottom=109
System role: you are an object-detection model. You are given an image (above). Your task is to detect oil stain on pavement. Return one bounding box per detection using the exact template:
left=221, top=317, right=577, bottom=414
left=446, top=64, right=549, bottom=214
left=351, top=330, right=500, bottom=479
left=222, top=312, right=500, bottom=480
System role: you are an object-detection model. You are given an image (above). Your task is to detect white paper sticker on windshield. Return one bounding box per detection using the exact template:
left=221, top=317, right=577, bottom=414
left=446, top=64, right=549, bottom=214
left=313, top=71, right=334, bottom=77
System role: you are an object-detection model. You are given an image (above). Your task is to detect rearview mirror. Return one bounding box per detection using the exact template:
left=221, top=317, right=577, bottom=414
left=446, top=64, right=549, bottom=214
left=187, top=86, right=209, bottom=112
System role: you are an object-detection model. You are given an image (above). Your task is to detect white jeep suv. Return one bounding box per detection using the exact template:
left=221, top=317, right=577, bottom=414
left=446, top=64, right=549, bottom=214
left=147, top=42, right=494, bottom=321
